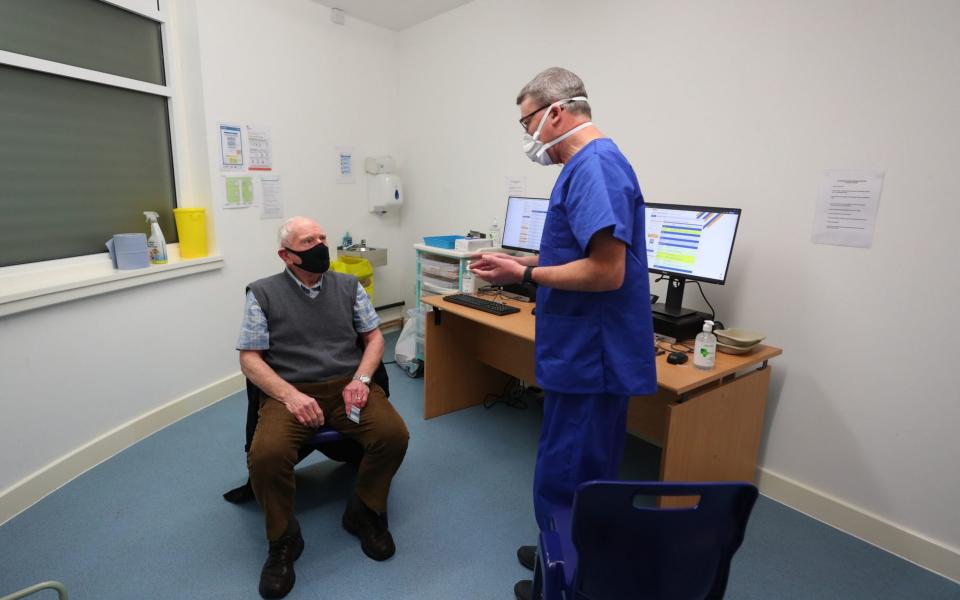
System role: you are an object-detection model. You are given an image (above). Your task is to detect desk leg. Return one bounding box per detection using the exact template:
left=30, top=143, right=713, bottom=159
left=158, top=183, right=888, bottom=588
left=423, top=310, right=511, bottom=419
left=658, top=366, right=771, bottom=508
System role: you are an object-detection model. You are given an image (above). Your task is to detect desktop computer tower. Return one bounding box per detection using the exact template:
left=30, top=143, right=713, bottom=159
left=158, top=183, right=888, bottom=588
left=652, top=308, right=709, bottom=342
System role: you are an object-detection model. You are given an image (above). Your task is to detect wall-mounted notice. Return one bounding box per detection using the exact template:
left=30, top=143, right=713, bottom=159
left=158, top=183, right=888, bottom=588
left=812, top=170, right=884, bottom=248
left=223, top=175, right=255, bottom=209
left=506, top=176, right=527, bottom=196
left=336, top=146, right=355, bottom=184
left=219, top=123, right=244, bottom=170
left=247, top=125, right=273, bottom=171
left=260, top=176, right=283, bottom=219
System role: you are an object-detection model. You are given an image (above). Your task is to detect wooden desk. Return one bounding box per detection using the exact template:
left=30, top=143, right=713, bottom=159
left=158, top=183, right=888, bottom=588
left=421, top=295, right=782, bottom=505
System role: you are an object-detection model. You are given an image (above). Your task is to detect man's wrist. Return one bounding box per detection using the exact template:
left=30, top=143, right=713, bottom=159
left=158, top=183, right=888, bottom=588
left=352, top=374, right=372, bottom=387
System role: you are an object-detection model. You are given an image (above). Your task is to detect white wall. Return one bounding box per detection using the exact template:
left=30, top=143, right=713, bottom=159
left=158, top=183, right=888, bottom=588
left=0, top=0, right=404, bottom=507
left=193, top=0, right=408, bottom=305
left=396, top=0, right=960, bottom=554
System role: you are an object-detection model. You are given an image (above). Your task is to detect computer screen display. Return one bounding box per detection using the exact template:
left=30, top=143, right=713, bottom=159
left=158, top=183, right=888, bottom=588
left=644, top=203, right=741, bottom=284
left=502, top=196, right=549, bottom=253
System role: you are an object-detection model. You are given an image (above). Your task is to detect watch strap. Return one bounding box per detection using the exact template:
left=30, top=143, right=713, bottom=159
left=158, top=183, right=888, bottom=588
left=523, top=265, right=536, bottom=285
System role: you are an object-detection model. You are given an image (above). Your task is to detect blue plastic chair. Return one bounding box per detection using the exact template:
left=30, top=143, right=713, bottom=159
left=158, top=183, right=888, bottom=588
left=533, top=480, right=759, bottom=600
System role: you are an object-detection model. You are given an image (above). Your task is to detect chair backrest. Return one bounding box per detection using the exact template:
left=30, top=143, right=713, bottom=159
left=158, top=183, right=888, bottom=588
left=570, top=481, right=758, bottom=600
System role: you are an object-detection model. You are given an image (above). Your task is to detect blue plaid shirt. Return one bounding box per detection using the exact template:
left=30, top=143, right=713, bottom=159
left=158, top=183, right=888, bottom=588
left=236, top=270, right=380, bottom=351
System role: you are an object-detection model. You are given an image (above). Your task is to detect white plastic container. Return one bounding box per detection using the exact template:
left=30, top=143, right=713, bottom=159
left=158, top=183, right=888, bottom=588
left=421, top=273, right=459, bottom=292
left=420, top=255, right=460, bottom=279
left=144, top=211, right=167, bottom=264
left=693, top=320, right=717, bottom=370
left=489, top=217, right=500, bottom=247
left=460, top=269, right=476, bottom=293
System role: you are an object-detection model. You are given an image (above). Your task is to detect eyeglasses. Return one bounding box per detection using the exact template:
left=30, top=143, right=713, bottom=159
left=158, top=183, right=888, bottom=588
left=519, top=103, right=551, bottom=131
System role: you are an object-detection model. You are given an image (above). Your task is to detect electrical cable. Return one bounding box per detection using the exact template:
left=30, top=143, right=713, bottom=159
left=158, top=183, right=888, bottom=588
left=483, top=378, right=532, bottom=410
left=691, top=280, right=716, bottom=321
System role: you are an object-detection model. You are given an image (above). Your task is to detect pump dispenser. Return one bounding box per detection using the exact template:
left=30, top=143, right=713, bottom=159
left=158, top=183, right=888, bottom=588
left=489, top=217, right=500, bottom=247
left=144, top=211, right=168, bottom=264
left=694, top=319, right=717, bottom=370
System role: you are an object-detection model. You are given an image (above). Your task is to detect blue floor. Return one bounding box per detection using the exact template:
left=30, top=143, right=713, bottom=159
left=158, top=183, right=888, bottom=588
left=1, top=335, right=958, bottom=599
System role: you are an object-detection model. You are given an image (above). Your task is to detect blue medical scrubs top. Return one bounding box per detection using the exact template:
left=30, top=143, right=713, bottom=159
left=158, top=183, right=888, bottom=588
left=535, top=138, right=657, bottom=396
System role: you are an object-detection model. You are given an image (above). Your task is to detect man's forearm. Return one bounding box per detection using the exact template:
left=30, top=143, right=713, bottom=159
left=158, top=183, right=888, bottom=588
left=240, top=351, right=299, bottom=402
left=515, top=254, right=540, bottom=267
left=355, top=330, right=385, bottom=380
left=532, top=256, right=624, bottom=292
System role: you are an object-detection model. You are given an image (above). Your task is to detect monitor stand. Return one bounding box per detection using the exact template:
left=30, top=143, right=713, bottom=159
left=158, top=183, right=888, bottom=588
left=651, top=276, right=698, bottom=318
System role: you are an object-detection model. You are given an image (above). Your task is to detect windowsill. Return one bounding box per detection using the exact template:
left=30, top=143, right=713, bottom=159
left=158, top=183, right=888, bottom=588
left=0, top=245, right=224, bottom=318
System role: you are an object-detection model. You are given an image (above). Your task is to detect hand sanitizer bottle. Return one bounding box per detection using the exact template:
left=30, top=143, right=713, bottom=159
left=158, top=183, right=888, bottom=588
left=694, top=320, right=717, bottom=370
left=489, top=217, right=500, bottom=248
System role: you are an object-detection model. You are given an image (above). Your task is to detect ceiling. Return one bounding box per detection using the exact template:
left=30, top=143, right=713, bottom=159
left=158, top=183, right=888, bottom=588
left=317, top=0, right=475, bottom=31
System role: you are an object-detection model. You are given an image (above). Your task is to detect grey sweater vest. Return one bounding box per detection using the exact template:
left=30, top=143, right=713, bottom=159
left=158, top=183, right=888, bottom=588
left=248, top=271, right=363, bottom=383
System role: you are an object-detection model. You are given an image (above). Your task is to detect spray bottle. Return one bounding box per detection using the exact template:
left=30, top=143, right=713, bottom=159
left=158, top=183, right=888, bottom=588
left=694, top=319, right=717, bottom=370
left=144, top=211, right=168, bottom=264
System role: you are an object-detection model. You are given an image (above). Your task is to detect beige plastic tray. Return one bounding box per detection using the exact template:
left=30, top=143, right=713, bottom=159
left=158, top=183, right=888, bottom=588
left=715, top=328, right=766, bottom=347
left=717, top=341, right=759, bottom=355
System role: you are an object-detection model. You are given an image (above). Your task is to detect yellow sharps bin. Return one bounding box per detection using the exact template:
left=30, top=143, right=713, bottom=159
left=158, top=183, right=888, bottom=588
left=330, top=256, right=374, bottom=303
left=173, top=208, right=208, bottom=258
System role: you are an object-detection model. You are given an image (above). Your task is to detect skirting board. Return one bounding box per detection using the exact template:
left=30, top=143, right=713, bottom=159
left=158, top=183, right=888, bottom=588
left=0, top=372, right=245, bottom=526
left=758, top=467, right=960, bottom=583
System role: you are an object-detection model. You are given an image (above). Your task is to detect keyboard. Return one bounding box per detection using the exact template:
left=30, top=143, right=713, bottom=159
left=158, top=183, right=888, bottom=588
left=443, top=293, right=521, bottom=316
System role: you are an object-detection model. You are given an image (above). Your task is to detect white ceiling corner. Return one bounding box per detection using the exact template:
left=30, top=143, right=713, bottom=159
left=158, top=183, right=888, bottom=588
left=315, top=0, right=475, bottom=31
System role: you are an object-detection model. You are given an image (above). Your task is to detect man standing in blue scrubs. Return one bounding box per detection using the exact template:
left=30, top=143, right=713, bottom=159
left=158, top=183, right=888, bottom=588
left=468, top=67, right=657, bottom=600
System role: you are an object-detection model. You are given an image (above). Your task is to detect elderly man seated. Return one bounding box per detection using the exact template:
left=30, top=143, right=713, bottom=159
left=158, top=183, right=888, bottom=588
left=236, top=216, right=409, bottom=599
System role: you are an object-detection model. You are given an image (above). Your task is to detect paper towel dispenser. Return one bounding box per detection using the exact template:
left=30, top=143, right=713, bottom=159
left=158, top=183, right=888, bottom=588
left=365, top=156, right=402, bottom=215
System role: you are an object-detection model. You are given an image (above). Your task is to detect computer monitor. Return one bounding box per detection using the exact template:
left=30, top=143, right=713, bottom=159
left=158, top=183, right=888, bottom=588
left=502, top=196, right=549, bottom=254
left=644, top=203, right=742, bottom=317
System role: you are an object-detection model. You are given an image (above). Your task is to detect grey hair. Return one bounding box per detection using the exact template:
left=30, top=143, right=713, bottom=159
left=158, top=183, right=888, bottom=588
left=277, top=217, right=303, bottom=247
left=516, top=67, right=591, bottom=118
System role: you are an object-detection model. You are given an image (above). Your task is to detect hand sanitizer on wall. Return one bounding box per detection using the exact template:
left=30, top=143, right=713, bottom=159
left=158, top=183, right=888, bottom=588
left=694, top=319, right=717, bottom=370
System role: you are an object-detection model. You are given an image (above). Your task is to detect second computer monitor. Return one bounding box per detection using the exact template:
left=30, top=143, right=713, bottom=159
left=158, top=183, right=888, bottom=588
left=502, top=196, right=549, bottom=253
left=644, top=203, right=741, bottom=285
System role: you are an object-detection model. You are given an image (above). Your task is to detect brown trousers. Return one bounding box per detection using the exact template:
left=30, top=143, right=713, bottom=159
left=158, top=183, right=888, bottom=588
left=247, top=378, right=409, bottom=541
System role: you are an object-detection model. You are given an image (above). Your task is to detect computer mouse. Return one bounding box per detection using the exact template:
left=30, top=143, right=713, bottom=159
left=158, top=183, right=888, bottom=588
left=666, top=351, right=688, bottom=365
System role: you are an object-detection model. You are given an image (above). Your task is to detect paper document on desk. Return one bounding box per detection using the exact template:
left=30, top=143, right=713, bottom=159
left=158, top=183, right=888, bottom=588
left=812, top=170, right=884, bottom=248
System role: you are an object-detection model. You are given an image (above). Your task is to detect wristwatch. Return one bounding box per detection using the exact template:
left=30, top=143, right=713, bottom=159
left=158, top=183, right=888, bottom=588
left=522, top=265, right=536, bottom=286
left=353, top=374, right=372, bottom=387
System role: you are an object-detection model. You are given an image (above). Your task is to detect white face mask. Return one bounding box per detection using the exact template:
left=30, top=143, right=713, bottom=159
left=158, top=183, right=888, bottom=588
left=521, top=97, right=592, bottom=166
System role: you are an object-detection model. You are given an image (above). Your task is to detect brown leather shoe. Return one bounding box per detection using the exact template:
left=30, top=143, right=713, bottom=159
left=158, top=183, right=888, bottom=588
left=258, top=526, right=304, bottom=599
left=342, top=494, right=396, bottom=561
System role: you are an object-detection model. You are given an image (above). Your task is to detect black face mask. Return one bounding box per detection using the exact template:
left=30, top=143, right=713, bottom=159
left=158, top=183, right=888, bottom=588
left=285, top=243, right=330, bottom=273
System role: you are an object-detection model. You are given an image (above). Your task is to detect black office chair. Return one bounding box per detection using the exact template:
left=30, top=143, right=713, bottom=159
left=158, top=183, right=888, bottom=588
left=222, top=362, right=390, bottom=504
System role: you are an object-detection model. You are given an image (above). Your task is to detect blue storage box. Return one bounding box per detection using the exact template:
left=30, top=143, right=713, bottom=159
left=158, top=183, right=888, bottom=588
left=105, top=233, right=150, bottom=270
left=423, top=235, right=465, bottom=249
